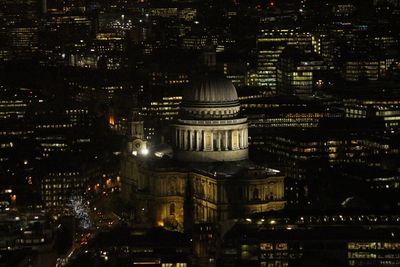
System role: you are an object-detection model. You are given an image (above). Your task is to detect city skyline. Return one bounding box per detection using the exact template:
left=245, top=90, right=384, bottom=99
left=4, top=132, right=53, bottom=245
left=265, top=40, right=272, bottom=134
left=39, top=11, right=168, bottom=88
left=1, top=0, right=400, bottom=266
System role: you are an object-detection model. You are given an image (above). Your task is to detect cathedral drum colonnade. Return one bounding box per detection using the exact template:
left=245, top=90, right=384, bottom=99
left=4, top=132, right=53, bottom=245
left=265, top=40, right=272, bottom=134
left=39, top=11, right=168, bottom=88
left=172, top=72, right=249, bottom=162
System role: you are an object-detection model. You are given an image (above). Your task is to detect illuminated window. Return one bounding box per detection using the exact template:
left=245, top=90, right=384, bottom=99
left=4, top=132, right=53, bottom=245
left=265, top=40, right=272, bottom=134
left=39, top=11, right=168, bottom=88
left=260, top=243, right=273, bottom=251
left=276, top=243, right=288, bottom=250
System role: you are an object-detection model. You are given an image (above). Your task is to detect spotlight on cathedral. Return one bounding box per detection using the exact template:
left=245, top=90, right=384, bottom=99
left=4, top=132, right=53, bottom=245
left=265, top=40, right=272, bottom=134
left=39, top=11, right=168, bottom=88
left=140, top=148, right=149, bottom=156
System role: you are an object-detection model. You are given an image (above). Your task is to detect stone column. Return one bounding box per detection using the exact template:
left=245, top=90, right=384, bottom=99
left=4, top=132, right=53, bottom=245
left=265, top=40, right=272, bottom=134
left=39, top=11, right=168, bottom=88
left=196, top=130, right=201, bottom=151
left=189, top=130, right=193, bottom=151
left=224, top=130, right=228, bottom=150
left=217, top=131, right=221, bottom=151
left=183, top=129, right=188, bottom=150
left=231, top=130, right=235, bottom=150
left=238, top=130, right=242, bottom=149
left=210, top=132, right=214, bottom=151
left=240, top=129, right=244, bottom=149
left=183, top=129, right=187, bottom=150
left=203, top=130, right=207, bottom=151
left=244, top=129, right=246, bottom=148
left=245, top=128, right=248, bottom=147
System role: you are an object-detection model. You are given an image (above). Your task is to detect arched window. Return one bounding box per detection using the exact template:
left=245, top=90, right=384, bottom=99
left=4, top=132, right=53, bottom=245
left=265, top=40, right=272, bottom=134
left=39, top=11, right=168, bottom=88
left=169, top=203, right=175, bottom=216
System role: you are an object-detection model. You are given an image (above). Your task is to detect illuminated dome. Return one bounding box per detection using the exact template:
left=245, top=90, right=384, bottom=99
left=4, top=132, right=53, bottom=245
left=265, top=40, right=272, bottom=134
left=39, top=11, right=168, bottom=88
left=183, top=72, right=239, bottom=105
left=173, top=72, right=248, bottom=162
left=181, top=72, right=241, bottom=119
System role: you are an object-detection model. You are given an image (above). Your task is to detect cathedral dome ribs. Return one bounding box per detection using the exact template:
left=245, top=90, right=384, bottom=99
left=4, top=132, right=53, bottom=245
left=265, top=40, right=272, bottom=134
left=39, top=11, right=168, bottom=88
left=183, top=72, right=239, bottom=103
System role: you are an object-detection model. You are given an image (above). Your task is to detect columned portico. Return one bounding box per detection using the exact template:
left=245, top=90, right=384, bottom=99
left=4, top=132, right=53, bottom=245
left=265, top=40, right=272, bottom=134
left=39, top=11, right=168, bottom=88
left=174, top=122, right=249, bottom=162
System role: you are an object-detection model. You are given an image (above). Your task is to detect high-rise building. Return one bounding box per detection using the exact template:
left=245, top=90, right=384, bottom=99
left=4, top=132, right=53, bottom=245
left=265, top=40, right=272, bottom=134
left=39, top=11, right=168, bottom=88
left=276, top=46, right=327, bottom=97
left=256, top=27, right=314, bottom=92
left=0, top=0, right=42, bottom=60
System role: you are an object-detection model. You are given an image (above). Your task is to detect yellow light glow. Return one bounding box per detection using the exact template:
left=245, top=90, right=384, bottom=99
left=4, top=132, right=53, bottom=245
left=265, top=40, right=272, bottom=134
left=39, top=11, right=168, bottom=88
left=109, top=115, right=115, bottom=126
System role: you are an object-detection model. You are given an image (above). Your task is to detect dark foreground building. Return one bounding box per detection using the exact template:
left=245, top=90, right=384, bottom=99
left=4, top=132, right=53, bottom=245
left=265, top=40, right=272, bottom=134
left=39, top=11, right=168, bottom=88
left=220, top=210, right=400, bottom=267
left=69, top=227, right=191, bottom=267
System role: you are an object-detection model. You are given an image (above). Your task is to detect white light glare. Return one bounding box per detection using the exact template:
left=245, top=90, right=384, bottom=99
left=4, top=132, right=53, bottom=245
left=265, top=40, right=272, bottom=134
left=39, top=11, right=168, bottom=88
left=140, top=148, right=149, bottom=155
